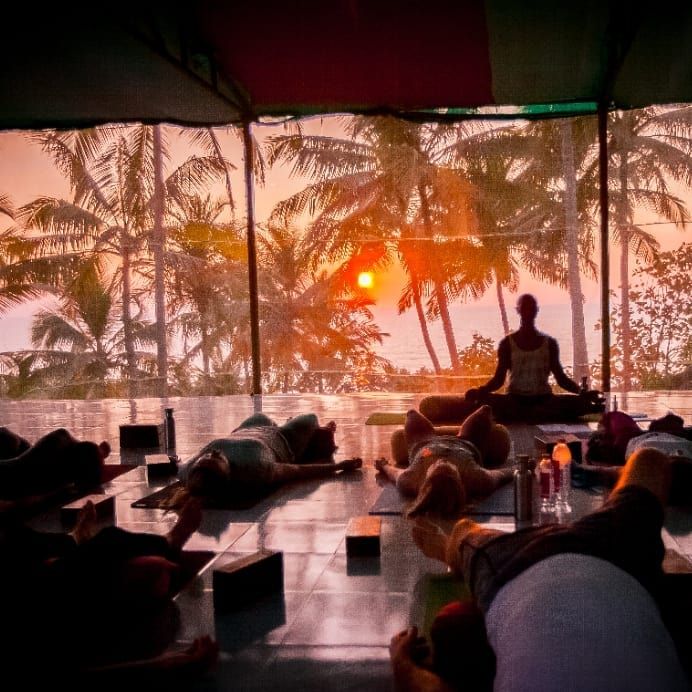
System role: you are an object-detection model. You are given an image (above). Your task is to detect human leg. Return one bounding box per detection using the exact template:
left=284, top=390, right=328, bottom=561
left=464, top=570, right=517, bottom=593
left=419, top=395, right=478, bottom=424
left=374, top=457, right=406, bottom=485
left=234, top=413, right=275, bottom=430
left=278, top=413, right=321, bottom=460
left=403, top=409, right=437, bottom=447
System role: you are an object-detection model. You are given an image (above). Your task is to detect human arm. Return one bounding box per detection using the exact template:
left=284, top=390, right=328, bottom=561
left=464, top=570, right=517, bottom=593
left=82, top=636, right=218, bottom=681
left=547, top=338, right=580, bottom=393
left=476, top=338, right=511, bottom=395
left=390, top=627, right=454, bottom=692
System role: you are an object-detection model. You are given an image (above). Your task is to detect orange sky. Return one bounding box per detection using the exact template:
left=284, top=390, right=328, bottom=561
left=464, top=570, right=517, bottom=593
left=1, top=116, right=689, bottom=313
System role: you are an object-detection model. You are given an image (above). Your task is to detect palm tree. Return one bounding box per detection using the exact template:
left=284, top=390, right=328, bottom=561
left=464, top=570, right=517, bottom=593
left=597, top=106, right=692, bottom=390
left=257, top=223, right=389, bottom=393
left=166, top=193, right=250, bottom=394
left=13, top=125, right=225, bottom=397
left=268, top=116, right=478, bottom=374
left=507, top=117, right=599, bottom=382
left=26, top=260, right=155, bottom=398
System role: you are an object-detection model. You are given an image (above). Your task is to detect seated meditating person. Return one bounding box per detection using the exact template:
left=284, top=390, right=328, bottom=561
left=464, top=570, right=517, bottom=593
left=375, top=406, right=514, bottom=518
left=0, top=427, right=111, bottom=503
left=419, top=294, right=605, bottom=423
left=171, top=412, right=362, bottom=506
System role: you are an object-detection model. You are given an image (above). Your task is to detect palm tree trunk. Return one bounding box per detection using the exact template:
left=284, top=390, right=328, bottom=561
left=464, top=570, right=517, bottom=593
left=560, top=120, right=589, bottom=381
left=618, top=153, right=632, bottom=392
left=400, top=241, right=442, bottom=375
left=417, top=183, right=460, bottom=371
left=413, top=280, right=442, bottom=375
left=121, top=236, right=138, bottom=398
left=494, top=272, right=510, bottom=335
left=152, top=125, right=168, bottom=398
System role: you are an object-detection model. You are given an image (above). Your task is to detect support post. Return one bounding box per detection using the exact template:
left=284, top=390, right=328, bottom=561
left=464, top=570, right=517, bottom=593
left=598, top=103, right=611, bottom=393
left=242, top=119, right=262, bottom=396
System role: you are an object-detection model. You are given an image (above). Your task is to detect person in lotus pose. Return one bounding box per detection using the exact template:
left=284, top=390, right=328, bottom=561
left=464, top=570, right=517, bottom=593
left=419, top=294, right=604, bottom=424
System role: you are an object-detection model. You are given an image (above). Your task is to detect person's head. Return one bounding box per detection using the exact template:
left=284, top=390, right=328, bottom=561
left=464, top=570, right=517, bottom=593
left=458, top=405, right=511, bottom=468
left=516, top=293, right=538, bottom=324
left=406, top=460, right=467, bottom=519
left=187, top=449, right=231, bottom=498
left=430, top=599, right=496, bottom=691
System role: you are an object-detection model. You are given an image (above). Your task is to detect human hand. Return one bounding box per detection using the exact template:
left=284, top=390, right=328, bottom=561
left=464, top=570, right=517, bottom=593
left=580, top=389, right=605, bottom=405
left=390, top=626, right=430, bottom=667
left=339, top=457, right=363, bottom=472
left=465, top=388, right=481, bottom=402
left=183, top=636, right=219, bottom=673
left=374, top=457, right=389, bottom=473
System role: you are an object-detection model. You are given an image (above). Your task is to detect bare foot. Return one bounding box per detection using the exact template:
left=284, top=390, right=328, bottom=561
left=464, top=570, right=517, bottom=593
left=374, top=457, right=389, bottom=473
left=411, top=517, right=450, bottom=563
left=167, top=498, right=203, bottom=551
left=339, top=457, right=363, bottom=472
left=72, top=500, right=98, bottom=544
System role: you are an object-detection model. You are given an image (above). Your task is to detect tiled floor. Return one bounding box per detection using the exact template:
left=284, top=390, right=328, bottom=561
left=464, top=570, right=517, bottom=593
left=2, top=391, right=691, bottom=690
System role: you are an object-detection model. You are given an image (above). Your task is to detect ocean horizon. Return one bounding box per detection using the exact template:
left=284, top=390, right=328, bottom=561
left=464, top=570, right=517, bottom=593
left=0, top=300, right=603, bottom=377
left=371, top=301, right=603, bottom=374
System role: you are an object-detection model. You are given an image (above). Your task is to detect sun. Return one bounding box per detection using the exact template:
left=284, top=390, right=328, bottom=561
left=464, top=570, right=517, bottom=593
left=357, top=271, right=374, bottom=289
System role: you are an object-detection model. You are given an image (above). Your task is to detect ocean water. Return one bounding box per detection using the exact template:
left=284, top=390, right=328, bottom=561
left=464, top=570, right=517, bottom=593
left=370, top=301, right=603, bottom=374
left=0, top=301, right=603, bottom=376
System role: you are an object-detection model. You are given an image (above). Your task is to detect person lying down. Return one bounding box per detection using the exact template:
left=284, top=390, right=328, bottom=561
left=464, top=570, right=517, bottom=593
left=167, top=412, right=362, bottom=507
left=375, top=406, right=514, bottom=518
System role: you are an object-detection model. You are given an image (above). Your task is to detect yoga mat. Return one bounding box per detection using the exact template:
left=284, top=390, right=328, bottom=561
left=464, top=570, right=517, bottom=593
left=463, top=482, right=514, bottom=516
left=369, top=483, right=410, bottom=515
left=369, top=482, right=515, bottom=516
left=131, top=481, right=273, bottom=510
left=365, top=412, right=407, bottom=425
left=412, top=573, right=472, bottom=640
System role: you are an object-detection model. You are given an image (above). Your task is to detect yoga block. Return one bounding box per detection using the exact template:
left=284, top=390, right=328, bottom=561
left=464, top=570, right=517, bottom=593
left=213, top=550, right=284, bottom=612
left=61, top=493, right=114, bottom=526
left=119, top=423, right=164, bottom=449
left=534, top=434, right=583, bottom=463
left=346, top=516, right=381, bottom=556
left=145, top=454, right=178, bottom=479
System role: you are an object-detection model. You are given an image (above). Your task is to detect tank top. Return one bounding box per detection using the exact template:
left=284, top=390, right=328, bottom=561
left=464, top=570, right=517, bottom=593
left=508, top=334, right=552, bottom=396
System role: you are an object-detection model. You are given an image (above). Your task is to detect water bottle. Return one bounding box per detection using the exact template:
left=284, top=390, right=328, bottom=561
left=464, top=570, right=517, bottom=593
left=514, top=454, right=534, bottom=526
left=164, top=407, right=176, bottom=454
left=552, top=440, right=572, bottom=514
left=538, top=453, right=555, bottom=512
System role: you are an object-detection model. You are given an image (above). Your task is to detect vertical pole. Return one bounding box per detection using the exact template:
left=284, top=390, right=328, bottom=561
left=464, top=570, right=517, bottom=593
left=598, top=103, right=611, bottom=393
left=242, top=119, right=262, bottom=396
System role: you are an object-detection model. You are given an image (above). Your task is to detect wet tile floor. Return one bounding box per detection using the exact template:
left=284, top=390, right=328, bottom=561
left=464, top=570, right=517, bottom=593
left=1, top=391, right=690, bottom=690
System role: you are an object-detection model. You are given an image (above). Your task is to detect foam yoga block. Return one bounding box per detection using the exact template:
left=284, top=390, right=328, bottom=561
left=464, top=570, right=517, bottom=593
left=145, top=453, right=178, bottom=480
left=213, top=550, right=284, bottom=612
left=119, top=424, right=164, bottom=449
left=346, top=516, right=382, bottom=556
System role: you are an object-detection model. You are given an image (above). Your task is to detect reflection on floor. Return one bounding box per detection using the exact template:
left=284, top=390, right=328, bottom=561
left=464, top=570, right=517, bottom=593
left=3, top=392, right=691, bottom=691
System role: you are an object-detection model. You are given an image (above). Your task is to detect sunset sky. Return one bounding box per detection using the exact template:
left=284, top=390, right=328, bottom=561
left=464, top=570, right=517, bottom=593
left=0, top=114, right=688, bottom=317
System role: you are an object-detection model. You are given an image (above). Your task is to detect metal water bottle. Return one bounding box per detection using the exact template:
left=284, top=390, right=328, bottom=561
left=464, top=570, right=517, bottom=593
left=514, top=454, right=534, bottom=525
left=164, top=407, right=176, bottom=453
